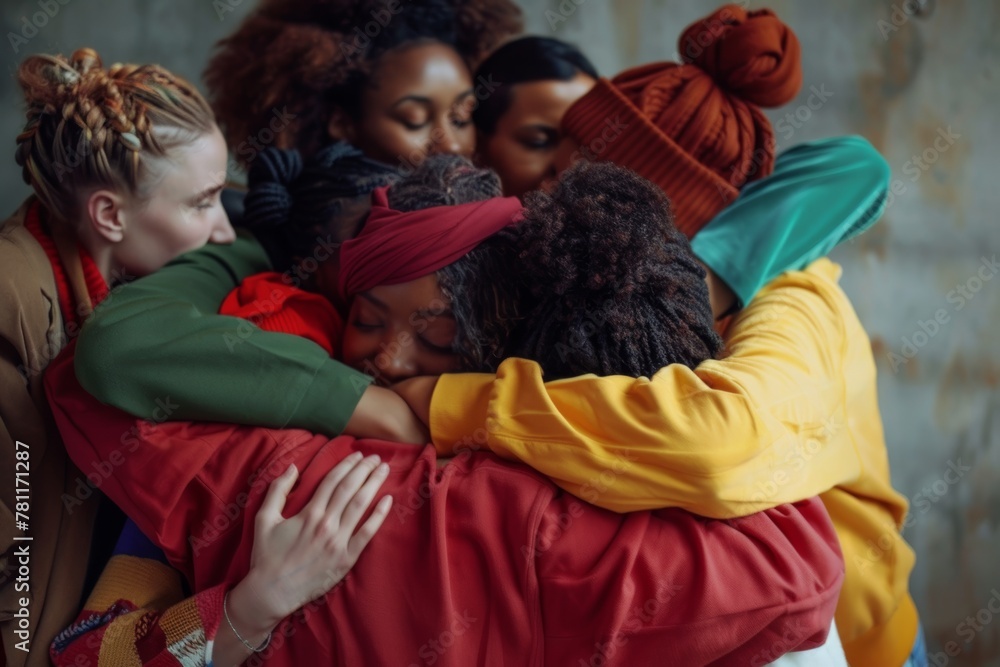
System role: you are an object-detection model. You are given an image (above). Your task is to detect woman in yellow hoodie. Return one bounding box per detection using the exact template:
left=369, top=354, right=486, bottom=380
left=398, top=6, right=922, bottom=666
left=66, top=5, right=922, bottom=665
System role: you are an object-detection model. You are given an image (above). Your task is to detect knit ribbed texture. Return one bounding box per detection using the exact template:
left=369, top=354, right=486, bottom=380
left=219, top=271, right=343, bottom=355
left=560, top=4, right=802, bottom=239
left=562, top=79, right=738, bottom=238
left=49, top=553, right=224, bottom=667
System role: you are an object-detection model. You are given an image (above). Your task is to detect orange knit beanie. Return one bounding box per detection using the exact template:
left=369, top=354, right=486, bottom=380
left=562, top=4, right=802, bottom=237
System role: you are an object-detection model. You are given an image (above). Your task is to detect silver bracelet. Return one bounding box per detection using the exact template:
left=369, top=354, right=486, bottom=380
left=223, top=591, right=272, bottom=653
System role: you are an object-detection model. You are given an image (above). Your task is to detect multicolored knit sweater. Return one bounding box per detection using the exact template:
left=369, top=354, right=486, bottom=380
left=49, top=521, right=223, bottom=667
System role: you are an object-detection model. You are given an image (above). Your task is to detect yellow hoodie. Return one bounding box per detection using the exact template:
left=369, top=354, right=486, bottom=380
left=430, top=259, right=917, bottom=667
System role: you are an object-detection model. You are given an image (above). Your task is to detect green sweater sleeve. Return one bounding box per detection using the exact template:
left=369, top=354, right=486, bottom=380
left=74, top=231, right=372, bottom=435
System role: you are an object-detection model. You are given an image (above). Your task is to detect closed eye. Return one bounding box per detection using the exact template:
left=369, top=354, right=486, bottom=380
left=419, top=337, right=454, bottom=354
left=518, top=126, right=559, bottom=150
left=351, top=320, right=383, bottom=331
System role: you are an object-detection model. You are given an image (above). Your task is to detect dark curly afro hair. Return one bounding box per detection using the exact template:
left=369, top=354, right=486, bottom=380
left=387, top=153, right=503, bottom=210
left=205, top=0, right=522, bottom=167
left=506, top=161, right=724, bottom=379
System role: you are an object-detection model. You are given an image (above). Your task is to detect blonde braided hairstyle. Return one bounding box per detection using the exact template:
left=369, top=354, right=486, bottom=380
left=15, top=48, right=216, bottom=223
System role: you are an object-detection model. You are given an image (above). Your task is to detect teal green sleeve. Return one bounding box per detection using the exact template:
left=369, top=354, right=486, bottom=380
left=691, top=135, right=890, bottom=307
left=74, top=230, right=372, bottom=435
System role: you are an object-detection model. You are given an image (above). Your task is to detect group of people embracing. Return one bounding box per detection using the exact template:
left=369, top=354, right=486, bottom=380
left=0, top=0, right=926, bottom=665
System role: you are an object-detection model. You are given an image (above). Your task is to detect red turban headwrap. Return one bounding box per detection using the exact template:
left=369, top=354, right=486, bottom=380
left=338, top=187, right=523, bottom=300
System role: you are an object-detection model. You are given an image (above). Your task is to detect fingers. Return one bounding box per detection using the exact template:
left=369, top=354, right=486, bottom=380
left=324, top=454, right=384, bottom=519
left=347, top=495, right=392, bottom=561
left=302, top=451, right=365, bottom=517
left=257, top=464, right=298, bottom=526
left=336, top=462, right=391, bottom=536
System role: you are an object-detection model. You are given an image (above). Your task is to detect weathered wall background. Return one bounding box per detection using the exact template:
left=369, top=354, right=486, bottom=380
left=2, top=0, right=997, bottom=664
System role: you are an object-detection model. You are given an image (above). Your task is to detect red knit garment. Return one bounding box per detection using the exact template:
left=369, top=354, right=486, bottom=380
left=23, top=200, right=109, bottom=326
left=219, top=272, right=343, bottom=356
left=561, top=4, right=802, bottom=238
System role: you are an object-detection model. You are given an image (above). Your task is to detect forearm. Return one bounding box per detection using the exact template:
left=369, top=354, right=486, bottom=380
left=704, top=262, right=737, bottom=319
left=431, top=260, right=863, bottom=517
left=692, top=135, right=889, bottom=307
left=215, top=581, right=280, bottom=667
left=74, top=232, right=371, bottom=434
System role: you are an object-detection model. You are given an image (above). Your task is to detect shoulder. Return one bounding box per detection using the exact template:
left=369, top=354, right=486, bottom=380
left=0, top=201, right=58, bottom=338
left=0, top=201, right=52, bottom=284
left=449, top=452, right=559, bottom=526
left=0, top=201, right=62, bottom=368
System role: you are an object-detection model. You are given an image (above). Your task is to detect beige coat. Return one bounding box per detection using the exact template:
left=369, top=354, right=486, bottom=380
left=1, top=199, right=100, bottom=666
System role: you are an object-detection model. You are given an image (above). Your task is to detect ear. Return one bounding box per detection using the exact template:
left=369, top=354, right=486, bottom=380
left=326, top=108, right=357, bottom=143
left=85, top=189, right=128, bottom=243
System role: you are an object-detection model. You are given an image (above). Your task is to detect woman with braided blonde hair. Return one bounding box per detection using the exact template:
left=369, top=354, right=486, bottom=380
left=12, top=48, right=235, bottom=276
left=1, top=49, right=391, bottom=667
left=0, top=47, right=233, bottom=667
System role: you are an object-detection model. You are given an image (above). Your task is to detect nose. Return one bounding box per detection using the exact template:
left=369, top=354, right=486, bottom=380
left=374, top=340, right=419, bottom=385
left=427, top=122, right=463, bottom=157
left=538, top=162, right=560, bottom=193
left=210, top=211, right=237, bottom=244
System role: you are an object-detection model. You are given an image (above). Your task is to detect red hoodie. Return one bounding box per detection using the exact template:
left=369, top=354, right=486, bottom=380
left=46, top=338, right=843, bottom=666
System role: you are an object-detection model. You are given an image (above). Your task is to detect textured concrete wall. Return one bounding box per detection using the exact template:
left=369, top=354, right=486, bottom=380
left=2, top=1, right=998, bottom=664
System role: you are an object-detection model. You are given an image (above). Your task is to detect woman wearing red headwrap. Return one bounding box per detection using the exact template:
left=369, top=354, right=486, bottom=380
left=47, top=155, right=848, bottom=666
left=45, top=153, right=530, bottom=667
left=218, top=157, right=524, bottom=382
left=58, top=5, right=915, bottom=667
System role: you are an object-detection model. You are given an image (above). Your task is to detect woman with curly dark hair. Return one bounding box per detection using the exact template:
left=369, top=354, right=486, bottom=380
left=47, top=154, right=524, bottom=667
left=50, top=156, right=849, bottom=665
left=204, top=0, right=521, bottom=169
left=453, top=5, right=921, bottom=663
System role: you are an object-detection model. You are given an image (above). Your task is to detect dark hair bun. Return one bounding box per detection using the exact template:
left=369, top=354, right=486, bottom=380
left=243, top=147, right=304, bottom=229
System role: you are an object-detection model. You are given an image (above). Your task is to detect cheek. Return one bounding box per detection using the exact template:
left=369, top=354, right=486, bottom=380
left=455, top=125, right=476, bottom=158
left=356, top=120, right=426, bottom=164
left=339, top=327, right=378, bottom=372
left=552, top=138, right=581, bottom=176
left=487, top=140, right=546, bottom=198
left=177, top=215, right=216, bottom=252
left=148, top=204, right=212, bottom=251
left=116, top=208, right=187, bottom=275
left=417, top=351, right=462, bottom=375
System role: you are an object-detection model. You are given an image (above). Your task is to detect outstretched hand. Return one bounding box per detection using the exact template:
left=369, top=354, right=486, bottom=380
left=227, top=454, right=392, bottom=633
